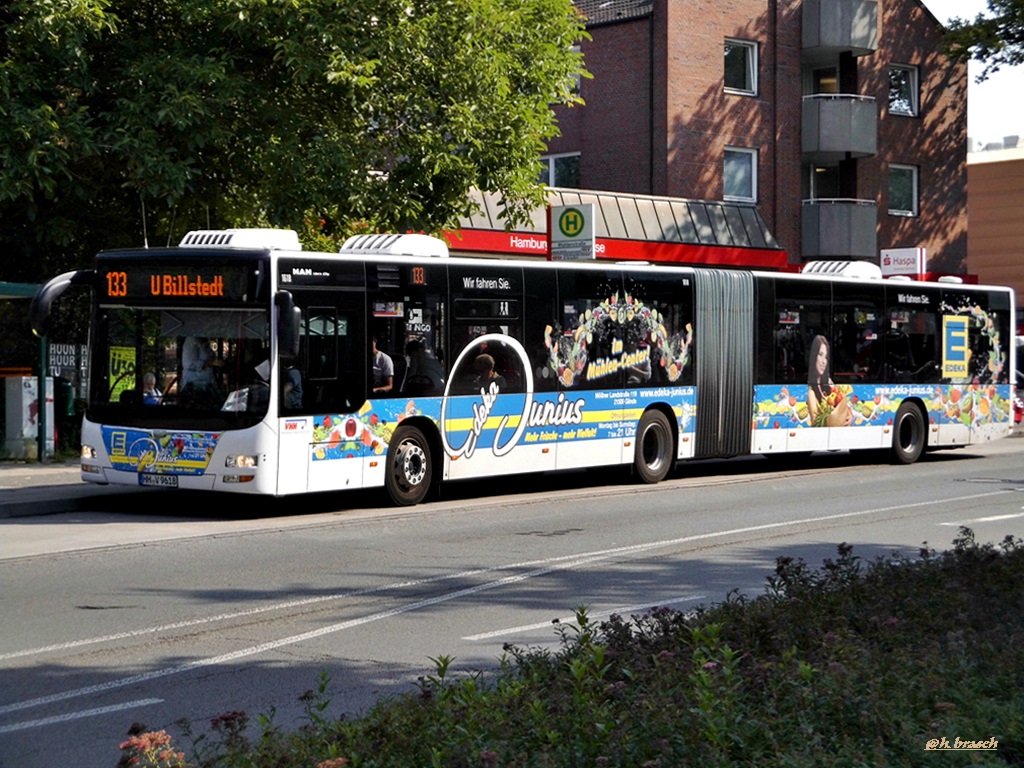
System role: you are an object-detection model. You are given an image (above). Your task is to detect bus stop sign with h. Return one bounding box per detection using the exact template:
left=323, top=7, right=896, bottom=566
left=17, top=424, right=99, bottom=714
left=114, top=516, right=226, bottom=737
left=549, top=204, right=596, bottom=262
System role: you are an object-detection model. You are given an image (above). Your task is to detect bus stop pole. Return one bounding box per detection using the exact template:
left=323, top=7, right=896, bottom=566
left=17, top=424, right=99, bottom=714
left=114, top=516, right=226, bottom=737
left=37, top=334, right=47, bottom=462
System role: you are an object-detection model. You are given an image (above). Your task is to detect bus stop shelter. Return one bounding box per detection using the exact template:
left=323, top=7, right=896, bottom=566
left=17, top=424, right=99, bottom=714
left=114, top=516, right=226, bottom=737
left=0, top=281, right=48, bottom=461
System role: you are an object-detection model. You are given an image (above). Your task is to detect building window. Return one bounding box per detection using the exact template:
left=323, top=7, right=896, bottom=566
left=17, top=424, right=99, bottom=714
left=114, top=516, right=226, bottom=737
left=569, top=45, right=582, bottom=96
left=888, top=164, right=918, bottom=216
left=888, top=65, right=919, bottom=116
left=724, top=147, right=758, bottom=202
left=539, top=153, right=581, bottom=188
left=725, top=39, right=758, bottom=95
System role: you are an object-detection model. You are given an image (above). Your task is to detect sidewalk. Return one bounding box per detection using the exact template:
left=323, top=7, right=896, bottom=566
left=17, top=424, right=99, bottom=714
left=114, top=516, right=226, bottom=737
left=0, top=459, right=82, bottom=489
left=0, top=459, right=145, bottom=519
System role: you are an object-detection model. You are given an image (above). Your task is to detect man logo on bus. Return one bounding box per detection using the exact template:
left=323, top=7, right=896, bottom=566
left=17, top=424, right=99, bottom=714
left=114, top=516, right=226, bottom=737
left=558, top=208, right=586, bottom=238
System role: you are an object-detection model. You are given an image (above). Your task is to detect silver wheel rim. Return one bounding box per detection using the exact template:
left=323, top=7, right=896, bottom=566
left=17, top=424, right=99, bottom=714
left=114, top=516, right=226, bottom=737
left=399, top=442, right=427, bottom=488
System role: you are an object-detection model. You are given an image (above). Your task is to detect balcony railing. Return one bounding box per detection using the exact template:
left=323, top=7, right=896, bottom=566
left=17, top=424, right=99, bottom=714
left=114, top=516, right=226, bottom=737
left=802, top=94, right=877, bottom=162
left=802, top=198, right=877, bottom=260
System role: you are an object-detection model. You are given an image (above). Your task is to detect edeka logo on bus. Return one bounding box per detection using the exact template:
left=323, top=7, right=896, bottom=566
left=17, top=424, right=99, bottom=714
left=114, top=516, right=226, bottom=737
left=942, top=315, right=970, bottom=379
left=442, top=334, right=537, bottom=460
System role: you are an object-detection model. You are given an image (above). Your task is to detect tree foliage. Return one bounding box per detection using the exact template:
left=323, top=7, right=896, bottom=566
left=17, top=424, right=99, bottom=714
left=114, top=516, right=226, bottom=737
left=0, top=0, right=588, bottom=281
left=942, top=0, right=1024, bottom=80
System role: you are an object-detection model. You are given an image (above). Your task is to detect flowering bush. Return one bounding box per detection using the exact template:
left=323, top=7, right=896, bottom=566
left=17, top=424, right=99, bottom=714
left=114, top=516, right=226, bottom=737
left=117, top=730, right=186, bottom=768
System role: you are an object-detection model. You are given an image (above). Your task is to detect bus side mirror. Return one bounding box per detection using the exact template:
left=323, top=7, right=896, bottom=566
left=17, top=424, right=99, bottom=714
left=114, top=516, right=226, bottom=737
left=275, top=290, right=301, bottom=360
left=30, top=270, right=94, bottom=337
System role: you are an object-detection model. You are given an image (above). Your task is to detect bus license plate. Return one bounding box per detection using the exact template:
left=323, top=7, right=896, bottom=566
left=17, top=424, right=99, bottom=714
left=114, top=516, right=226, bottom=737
left=138, top=474, right=178, bottom=488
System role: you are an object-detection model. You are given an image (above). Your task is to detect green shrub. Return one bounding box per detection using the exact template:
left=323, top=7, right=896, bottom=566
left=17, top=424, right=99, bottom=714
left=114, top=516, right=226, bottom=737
left=120, top=528, right=1024, bottom=767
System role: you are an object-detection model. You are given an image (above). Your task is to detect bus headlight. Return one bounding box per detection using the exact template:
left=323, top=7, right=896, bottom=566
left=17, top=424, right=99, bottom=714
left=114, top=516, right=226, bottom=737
left=81, top=444, right=97, bottom=459
left=225, top=454, right=259, bottom=468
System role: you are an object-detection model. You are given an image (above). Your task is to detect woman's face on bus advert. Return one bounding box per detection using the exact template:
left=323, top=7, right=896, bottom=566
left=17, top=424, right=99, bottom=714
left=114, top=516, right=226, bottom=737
left=815, top=339, right=829, bottom=376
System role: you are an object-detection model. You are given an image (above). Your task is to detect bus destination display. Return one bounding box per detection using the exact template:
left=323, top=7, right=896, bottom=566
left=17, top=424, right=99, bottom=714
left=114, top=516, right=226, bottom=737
left=100, top=263, right=255, bottom=301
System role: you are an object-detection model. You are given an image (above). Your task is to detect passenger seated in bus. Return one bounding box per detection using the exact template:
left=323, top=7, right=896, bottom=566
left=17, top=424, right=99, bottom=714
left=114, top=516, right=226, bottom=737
left=404, top=338, right=445, bottom=393
left=372, top=337, right=394, bottom=394
left=473, top=353, right=506, bottom=391
left=142, top=372, right=162, bottom=405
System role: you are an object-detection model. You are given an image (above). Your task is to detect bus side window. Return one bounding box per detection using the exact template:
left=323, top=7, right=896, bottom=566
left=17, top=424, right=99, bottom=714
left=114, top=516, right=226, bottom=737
left=831, top=285, right=883, bottom=383
left=368, top=263, right=447, bottom=398
left=525, top=267, right=560, bottom=393
left=623, top=272, right=694, bottom=387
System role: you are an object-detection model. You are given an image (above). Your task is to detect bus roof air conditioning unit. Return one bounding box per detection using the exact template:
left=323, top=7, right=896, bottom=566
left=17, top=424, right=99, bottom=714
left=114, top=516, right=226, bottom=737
left=179, top=229, right=302, bottom=251
left=340, top=233, right=449, bottom=259
left=801, top=261, right=882, bottom=280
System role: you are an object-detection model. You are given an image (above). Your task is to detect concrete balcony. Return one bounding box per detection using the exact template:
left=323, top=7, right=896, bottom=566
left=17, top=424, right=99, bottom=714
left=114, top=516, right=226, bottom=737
left=802, top=95, right=877, bottom=162
left=802, top=0, right=878, bottom=60
left=802, top=198, right=877, bottom=260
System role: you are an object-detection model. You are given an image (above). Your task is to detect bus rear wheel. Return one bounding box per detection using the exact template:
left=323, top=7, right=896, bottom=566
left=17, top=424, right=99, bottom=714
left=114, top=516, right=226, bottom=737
left=385, top=425, right=433, bottom=506
left=891, top=402, right=926, bottom=464
left=634, top=410, right=675, bottom=484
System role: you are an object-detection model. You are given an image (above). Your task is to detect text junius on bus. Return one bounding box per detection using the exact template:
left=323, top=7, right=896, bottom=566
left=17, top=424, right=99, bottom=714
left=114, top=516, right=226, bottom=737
left=30, top=229, right=1016, bottom=506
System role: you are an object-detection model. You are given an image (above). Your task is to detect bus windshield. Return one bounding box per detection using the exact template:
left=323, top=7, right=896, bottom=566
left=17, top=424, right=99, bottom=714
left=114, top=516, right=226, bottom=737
left=89, top=305, right=271, bottom=429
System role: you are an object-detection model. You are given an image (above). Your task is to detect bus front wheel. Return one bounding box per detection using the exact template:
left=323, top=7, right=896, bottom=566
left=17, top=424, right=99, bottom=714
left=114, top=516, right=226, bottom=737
left=891, top=402, right=926, bottom=464
left=634, top=410, right=675, bottom=484
left=385, top=426, right=433, bottom=506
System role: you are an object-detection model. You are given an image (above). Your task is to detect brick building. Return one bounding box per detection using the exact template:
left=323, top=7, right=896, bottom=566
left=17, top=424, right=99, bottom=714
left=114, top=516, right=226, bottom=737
left=542, top=0, right=968, bottom=271
left=967, top=145, right=1024, bottom=328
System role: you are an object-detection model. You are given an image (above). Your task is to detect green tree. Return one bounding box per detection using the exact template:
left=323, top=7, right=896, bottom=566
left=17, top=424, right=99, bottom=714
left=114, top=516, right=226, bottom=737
left=942, top=0, right=1024, bottom=80
left=0, top=0, right=588, bottom=282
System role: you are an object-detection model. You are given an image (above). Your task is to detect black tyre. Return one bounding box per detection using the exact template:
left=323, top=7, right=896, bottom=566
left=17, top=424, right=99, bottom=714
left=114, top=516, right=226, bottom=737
left=891, top=402, right=926, bottom=464
left=634, top=409, right=675, bottom=484
left=385, top=426, right=433, bottom=505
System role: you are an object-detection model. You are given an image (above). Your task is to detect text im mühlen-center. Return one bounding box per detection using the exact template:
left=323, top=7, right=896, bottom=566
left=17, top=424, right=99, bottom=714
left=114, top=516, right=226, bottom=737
left=150, top=275, right=225, bottom=297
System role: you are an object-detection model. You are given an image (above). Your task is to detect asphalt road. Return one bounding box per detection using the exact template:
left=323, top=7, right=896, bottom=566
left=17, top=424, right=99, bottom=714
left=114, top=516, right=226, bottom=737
left=2, top=440, right=1024, bottom=767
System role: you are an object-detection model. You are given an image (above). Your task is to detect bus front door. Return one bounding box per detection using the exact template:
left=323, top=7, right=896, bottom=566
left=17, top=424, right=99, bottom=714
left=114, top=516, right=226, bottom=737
left=278, top=415, right=365, bottom=494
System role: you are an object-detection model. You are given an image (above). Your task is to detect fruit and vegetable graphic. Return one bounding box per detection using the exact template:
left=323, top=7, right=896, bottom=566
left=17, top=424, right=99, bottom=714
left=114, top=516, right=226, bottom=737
left=811, top=385, right=853, bottom=427
left=311, top=400, right=420, bottom=461
left=754, top=383, right=1011, bottom=430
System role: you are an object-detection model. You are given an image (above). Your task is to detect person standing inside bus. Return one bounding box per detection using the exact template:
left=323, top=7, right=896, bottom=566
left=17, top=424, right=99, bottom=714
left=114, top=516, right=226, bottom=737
left=282, top=366, right=303, bottom=408
left=181, top=336, right=219, bottom=392
left=372, top=337, right=394, bottom=394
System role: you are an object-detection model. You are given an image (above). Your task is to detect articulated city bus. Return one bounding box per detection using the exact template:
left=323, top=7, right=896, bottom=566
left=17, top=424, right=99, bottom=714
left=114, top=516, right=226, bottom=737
left=31, top=229, right=1015, bottom=505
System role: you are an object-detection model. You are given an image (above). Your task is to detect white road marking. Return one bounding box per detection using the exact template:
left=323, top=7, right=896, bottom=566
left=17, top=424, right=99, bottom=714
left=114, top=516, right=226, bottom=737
left=939, top=511, right=1024, bottom=526
left=462, top=594, right=707, bottom=641
left=0, top=699, right=162, bottom=734
left=0, top=489, right=1008, bottom=718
